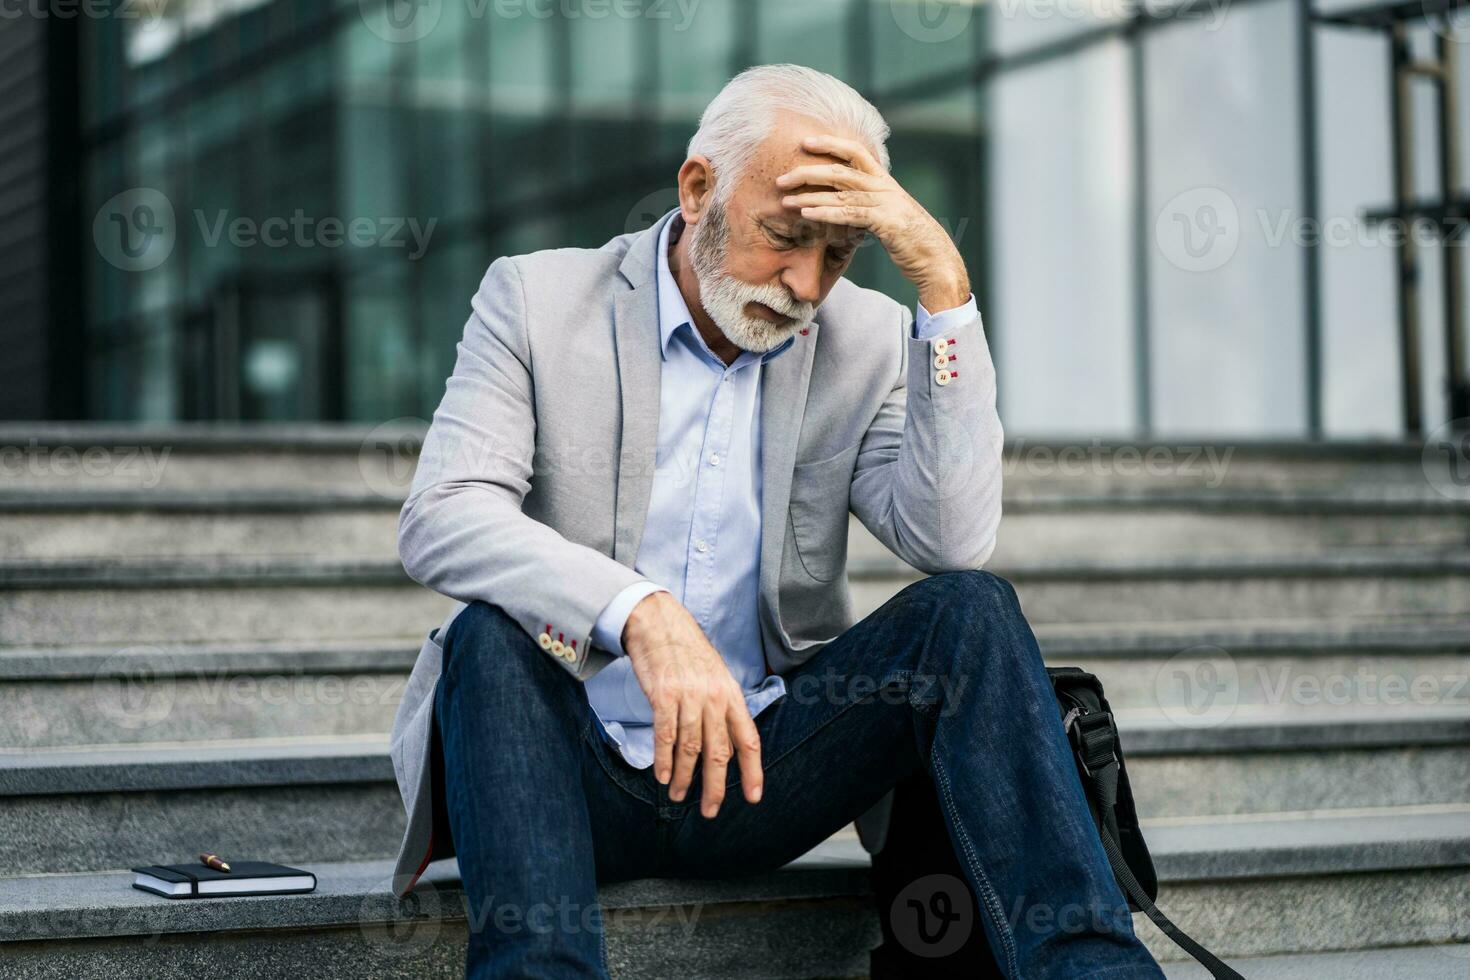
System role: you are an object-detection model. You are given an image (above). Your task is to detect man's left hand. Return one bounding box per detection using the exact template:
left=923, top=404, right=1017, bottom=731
left=776, top=133, right=970, bottom=312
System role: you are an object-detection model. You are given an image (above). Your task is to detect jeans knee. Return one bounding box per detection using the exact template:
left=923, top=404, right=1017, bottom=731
left=914, top=569, right=1026, bottom=625
left=910, top=570, right=1039, bottom=678
left=442, top=601, right=543, bottom=687
left=439, top=601, right=581, bottom=733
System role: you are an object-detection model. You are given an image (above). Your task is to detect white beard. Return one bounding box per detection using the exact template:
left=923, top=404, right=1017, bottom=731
left=686, top=200, right=816, bottom=354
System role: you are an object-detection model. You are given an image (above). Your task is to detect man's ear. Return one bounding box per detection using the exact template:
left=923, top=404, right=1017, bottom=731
left=677, top=155, right=715, bottom=225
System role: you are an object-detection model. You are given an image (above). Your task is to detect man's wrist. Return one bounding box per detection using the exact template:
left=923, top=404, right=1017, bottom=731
left=917, top=274, right=970, bottom=314
left=621, top=588, right=671, bottom=654
left=592, top=581, right=668, bottom=657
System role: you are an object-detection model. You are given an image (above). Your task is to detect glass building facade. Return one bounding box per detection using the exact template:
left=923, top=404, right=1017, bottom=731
left=75, top=0, right=1469, bottom=437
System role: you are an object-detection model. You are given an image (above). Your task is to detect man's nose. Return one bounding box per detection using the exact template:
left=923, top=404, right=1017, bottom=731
left=782, top=249, right=824, bottom=305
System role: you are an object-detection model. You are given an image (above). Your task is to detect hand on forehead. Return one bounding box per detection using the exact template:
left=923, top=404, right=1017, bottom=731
left=734, top=114, right=872, bottom=247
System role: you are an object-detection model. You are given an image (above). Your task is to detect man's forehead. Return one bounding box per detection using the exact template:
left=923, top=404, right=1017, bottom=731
left=751, top=116, right=851, bottom=181
left=721, top=115, right=870, bottom=245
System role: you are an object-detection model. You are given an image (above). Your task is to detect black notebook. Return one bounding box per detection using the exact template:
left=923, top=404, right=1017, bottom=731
left=131, top=861, right=316, bottom=899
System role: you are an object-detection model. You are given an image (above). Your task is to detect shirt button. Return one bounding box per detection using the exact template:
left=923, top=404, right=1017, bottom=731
left=696, top=539, right=710, bottom=553
left=709, top=453, right=721, bottom=466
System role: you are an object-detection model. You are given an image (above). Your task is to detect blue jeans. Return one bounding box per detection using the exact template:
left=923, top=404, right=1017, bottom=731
left=433, top=570, right=1165, bottom=979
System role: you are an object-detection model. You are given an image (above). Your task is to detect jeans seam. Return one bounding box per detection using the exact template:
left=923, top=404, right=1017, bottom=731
left=931, top=755, right=1019, bottom=977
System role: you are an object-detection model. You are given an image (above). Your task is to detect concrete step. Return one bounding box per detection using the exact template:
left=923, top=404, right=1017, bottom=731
left=0, top=849, right=878, bottom=980
left=0, top=424, right=424, bottom=496
left=0, top=558, right=452, bottom=647
left=1163, top=943, right=1470, bottom=978
left=1136, top=805, right=1470, bottom=960
left=3, top=701, right=1467, bottom=874
left=1119, top=705, right=1470, bottom=818
left=0, top=809, right=1467, bottom=974
left=7, top=486, right=1469, bottom=562
left=0, top=639, right=414, bottom=748
left=852, top=551, right=1470, bottom=626
left=6, top=425, right=1460, bottom=499
left=997, top=439, right=1466, bottom=499
left=4, top=621, right=1467, bottom=748
left=4, top=551, right=1467, bottom=648
left=0, top=491, right=400, bottom=561
left=1043, top=619, right=1470, bottom=712
left=0, top=737, right=403, bottom=876
left=918, top=494, right=1470, bottom=561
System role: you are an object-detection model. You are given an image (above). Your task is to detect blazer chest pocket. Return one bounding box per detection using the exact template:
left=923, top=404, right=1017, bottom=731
left=788, top=443, right=861, bottom=583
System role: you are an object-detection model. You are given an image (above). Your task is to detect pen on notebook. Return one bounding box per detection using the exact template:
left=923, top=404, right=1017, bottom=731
left=199, top=852, right=232, bottom=872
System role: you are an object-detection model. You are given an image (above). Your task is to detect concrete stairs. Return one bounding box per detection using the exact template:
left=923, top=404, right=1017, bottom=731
left=1, top=425, right=1468, bottom=976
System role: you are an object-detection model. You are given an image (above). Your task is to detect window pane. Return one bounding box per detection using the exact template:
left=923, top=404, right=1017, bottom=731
left=990, top=39, right=1137, bottom=436
left=1145, top=0, right=1306, bottom=437
left=756, top=0, right=849, bottom=77
left=873, top=0, right=978, bottom=91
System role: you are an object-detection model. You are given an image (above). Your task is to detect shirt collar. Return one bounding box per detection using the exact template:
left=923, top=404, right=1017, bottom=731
left=655, top=210, right=798, bottom=366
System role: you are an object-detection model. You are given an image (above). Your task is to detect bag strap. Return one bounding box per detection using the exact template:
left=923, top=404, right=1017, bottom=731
left=1082, top=736, right=1245, bottom=980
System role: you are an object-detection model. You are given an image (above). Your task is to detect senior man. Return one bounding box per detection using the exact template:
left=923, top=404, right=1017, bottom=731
left=389, top=63, right=1164, bottom=980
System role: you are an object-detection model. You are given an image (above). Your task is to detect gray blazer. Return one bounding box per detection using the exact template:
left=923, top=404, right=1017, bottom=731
left=388, top=207, right=1004, bottom=896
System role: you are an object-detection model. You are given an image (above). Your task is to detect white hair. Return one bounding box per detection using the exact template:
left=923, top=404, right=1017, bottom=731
left=687, top=64, right=891, bottom=204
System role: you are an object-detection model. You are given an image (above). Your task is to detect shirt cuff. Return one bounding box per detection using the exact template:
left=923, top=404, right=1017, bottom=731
left=591, top=581, right=670, bottom=657
left=913, top=293, right=978, bottom=340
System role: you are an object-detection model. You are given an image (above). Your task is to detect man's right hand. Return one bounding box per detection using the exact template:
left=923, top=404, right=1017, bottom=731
left=621, top=591, right=764, bottom=818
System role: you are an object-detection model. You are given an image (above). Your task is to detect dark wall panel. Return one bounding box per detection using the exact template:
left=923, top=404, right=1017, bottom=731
left=0, top=17, right=50, bottom=419
left=0, top=15, right=79, bottom=421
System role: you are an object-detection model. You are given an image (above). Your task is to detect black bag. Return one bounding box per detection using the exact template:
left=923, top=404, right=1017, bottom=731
left=1048, top=667, right=1245, bottom=980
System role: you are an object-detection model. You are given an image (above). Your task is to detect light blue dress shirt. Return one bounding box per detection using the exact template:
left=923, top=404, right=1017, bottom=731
left=586, top=213, right=978, bottom=770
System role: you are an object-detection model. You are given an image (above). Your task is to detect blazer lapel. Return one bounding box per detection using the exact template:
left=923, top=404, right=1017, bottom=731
left=611, top=278, right=661, bottom=567
left=758, top=319, right=819, bottom=598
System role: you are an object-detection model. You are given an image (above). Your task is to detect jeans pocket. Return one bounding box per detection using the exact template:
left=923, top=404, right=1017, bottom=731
left=582, top=717, right=658, bottom=805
